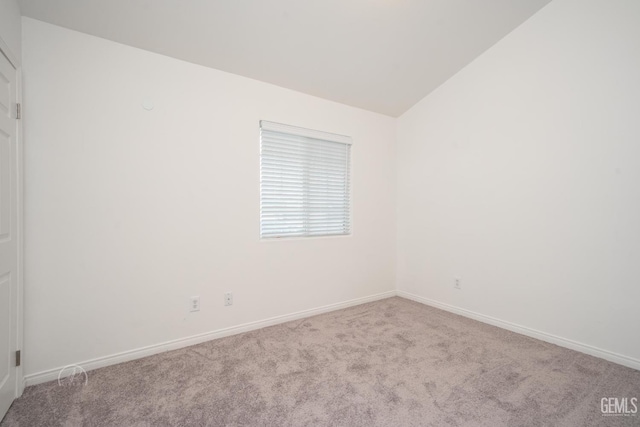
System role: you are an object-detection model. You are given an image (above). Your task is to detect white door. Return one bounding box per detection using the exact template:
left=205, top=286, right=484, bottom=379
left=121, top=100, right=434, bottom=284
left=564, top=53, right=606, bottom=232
left=0, top=51, right=18, bottom=420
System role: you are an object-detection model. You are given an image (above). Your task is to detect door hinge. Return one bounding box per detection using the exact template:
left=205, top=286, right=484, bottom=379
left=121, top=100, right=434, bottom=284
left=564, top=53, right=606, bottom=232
left=16, top=350, right=21, bottom=367
left=16, top=103, right=21, bottom=120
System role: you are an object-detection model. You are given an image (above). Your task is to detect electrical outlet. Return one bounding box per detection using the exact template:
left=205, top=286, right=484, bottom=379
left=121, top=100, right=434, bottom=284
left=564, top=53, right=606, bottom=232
left=454, top=278, right=461, bottom=290
left=224, top=292, right=233, bottom=306
left=189, top=296, right=200, bottom=312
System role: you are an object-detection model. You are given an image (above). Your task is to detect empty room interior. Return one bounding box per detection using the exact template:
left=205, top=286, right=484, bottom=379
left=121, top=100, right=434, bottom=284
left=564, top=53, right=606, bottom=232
left=1, top=0, right=639, bottom=425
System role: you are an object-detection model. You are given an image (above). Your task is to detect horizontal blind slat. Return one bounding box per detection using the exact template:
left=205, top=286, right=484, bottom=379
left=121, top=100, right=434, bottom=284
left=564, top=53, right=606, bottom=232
left=261, top=159, right=348, bottom=173
left=261, top=144, right=347, bottom=155
left=261, top=136, right=349, bottom=153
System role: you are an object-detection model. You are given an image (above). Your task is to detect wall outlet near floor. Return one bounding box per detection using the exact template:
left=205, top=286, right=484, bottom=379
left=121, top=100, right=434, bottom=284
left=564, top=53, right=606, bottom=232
left=224, top=292, right=233, bottom=306
left=454, top=278, right=461, bottom=290
left=189, top=296, right=200, bottom=312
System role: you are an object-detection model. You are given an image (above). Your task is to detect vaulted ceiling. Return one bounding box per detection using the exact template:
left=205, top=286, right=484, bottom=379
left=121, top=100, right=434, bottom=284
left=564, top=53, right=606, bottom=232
left=18, top=0, right=552, bottom=116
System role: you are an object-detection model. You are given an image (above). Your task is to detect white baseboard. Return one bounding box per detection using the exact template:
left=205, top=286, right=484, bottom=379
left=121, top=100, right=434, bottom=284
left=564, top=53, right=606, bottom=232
left=24, top=290, right=396, bottom=386
left=397, top=290, right=640, bottom=371
left=24, top=288, right=639, bottom=387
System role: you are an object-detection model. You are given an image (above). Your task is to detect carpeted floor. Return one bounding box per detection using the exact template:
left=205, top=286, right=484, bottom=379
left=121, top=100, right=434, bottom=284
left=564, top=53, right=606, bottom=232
left=2, top=297, right=639, bottom=426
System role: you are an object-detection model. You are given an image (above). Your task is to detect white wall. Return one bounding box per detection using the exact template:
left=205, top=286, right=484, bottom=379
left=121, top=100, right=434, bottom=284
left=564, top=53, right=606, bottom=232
left=0, top=0, right=21, bottom=63
left=22, top=18, right=396, bottom=377
left=397, top=0, right=640, bottom=364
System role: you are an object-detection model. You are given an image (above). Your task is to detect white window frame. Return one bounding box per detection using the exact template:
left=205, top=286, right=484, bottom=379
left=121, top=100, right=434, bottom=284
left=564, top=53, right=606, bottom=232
left=259, top=120, right=352, bottom=239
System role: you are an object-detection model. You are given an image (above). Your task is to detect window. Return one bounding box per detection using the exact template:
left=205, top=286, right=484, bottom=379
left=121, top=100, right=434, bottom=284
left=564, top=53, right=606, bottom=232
left=260, top=121, right=352, bottom=239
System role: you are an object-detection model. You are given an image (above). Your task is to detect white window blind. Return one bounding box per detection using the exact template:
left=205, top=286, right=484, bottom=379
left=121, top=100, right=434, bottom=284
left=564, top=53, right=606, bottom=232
left=260, top=121, right=352, bottom=239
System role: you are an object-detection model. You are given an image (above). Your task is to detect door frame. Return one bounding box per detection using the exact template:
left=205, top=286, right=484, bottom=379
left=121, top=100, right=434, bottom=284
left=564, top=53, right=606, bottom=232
left=0, top=36, right=24, bottom=399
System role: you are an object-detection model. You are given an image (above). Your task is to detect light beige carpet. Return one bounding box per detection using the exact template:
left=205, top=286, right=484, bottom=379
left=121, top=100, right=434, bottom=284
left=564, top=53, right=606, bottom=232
left=2, top=297, right=639, bottom=426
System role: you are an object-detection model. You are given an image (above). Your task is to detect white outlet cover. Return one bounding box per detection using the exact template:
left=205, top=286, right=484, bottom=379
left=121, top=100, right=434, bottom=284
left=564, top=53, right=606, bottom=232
left=190, top=296, right=200, bottom=312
